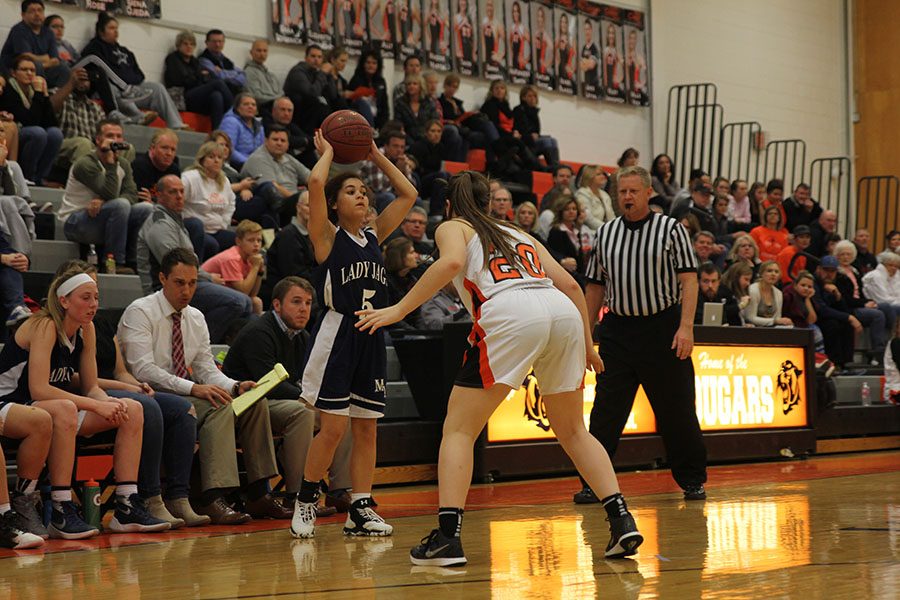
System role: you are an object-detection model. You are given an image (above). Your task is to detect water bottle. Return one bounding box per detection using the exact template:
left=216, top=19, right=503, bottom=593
left=105, top=253, right=116, bottom=275
left=861, top=381, right=871, bottom=406
left=82, top=479, right=102, bottom=529
left=86, top=244, right=98, bottom=268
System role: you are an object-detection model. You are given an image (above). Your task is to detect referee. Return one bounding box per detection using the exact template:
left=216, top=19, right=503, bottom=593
left=576, top=165, right=708, bottom=502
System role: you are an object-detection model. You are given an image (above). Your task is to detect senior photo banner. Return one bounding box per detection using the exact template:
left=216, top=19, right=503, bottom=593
left=368, top=0, right=397, bottom=60
left=423, top=0, right=452, bottom=71
left=272, top=0, right=306, bottom=44
left=452, top=0, right=479, bottom=76
left=600, top=4, right=626, bottom=103
left=553, top=4, right=577, bottom=95
left=623, top=8, right=650, bottom=106
left=577, top=0, right=601, bottom=99
left=479, top=0, right=506, bottom=79
left=506, top=0, right=532, bottom=85
left=396, top=0, right=422, bottom=61
left=305, top=0, right=335, bottom=49
left=531, top=1, right=554, bottom=91
left=336, top=0, right=368, bottom=55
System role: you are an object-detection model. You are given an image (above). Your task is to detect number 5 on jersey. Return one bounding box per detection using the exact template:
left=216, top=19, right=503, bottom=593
left=361, top=288, right=376, bottom=311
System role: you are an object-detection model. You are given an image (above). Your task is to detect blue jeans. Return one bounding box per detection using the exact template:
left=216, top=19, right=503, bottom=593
left=352, top=98, right=376, bottom=127
left=64, top=199, right=153, bottom=264
left=107, top=390, right=196, bottom=500
left=533, top=135, right=560, bottom=166
left=185, top=80, right=234, bottom=128
left=421, top=171, right=450, bottom=216
left=242, top=182, right=289, bottom=229
left=184, top=216, right=210, bottom=261
left=19, top=126, right=63, bottom=184
left=440, top=124, right=467, bottom=162
left=853, top=306, right=888, bottom=354
left=191, top=280, right=253, bottom=343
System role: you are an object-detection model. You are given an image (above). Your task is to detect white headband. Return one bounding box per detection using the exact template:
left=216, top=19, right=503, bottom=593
left=57, top=273, right=96, bottom=298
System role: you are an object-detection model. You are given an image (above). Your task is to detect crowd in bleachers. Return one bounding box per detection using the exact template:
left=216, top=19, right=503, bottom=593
left=0, top=0, right=898, bottom=550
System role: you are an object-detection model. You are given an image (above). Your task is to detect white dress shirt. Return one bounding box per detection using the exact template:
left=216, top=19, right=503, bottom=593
left=117, top=290, right=237, bottom=395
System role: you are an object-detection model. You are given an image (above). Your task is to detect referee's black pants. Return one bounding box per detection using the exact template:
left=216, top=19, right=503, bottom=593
left=587, top=305, right=708, bottom=489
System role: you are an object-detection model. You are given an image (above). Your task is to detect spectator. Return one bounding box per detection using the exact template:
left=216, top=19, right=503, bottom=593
left=540, top=163, right=574, bottom=208
left=81, top=12, right=186, bottom=130
left=513, top=84, right=559, bottom=167
left=219, top=93, right=264, bottom=169
left=59, top=118, right=150, bottom=273
left=420, top=281, right=470, bottom=329
left=728, top=179, right=752, bottom=226
left=776, top=224, right=813, bottom=284
left=537, top=184, right=573, bottom=238
left=347, top=49, right=390, bottom=130
left=783, top=183, right=822, bottom=232
left=240, top=124, right=311, bottom=228
left=283, top=45, right=334, bottom=136
left=813, top=256, right=861, bottom=370
left=712, top=177, right=731, bottom=203
left=202, top=219, right=266, bottom=315
left=44, top=13, right=78, bottom=66
left=321, top=47, right=351, bottom=111
left=0, top=136, right=35, bottom=256
left=852, top=228, right=878, bottom=275
left=743, top=260, right=792, bottom=327
left=722, top=261, right=753, bottom=318
left=762, top=178, right=786, bottom=227
left=1, top=0, right=70, bottom=88
left=136, top=175, right=253, bottom=342
left=782, top=271, right=821, bottom=348
left=0, top=118, right=20, bottom=164
left=678, top=211, right=701, bottom=239
left=262, top=190, right=315, bottom=304
left=746, top=181, right=767, bottom=224
left=398, top=206, right=434, bottom=255
left=694, top=262, right=742, bottom=326
left=514, top=200, right=543, bottom=241
left=222, top=276, right=352, bottom=508
left=262, top=97, right=309, bottom=165
left=0, top=56, right=62, bottom=185
left=489, top=184, right=513, bottom=221
left=0, top=230, right=29, bottom=340
left=407, top=119, right=451, bottom=217
left=182, top=141, right=237, bottom=254
left=384, top=237, right=424, bottom=329
left=198, top=29, right=246, bottom=94
left=207, top=129, right=244, bottom=183
left=119, top=248, right=288, bottom=523
left=885, top=318, right=900, bottom=404
left=710, top=194, right=738, bottom=250
left=244, top=39, right=282, bottom=110
left=834, top=239, right=891, bottom=362
left=439, top=73, right=497, bottom=152
left=725, top=234, right=761, bottom=276
left=164, top=30, right=234, bottom=128
left=617, top=147, right=639, bottom=168
left=887, top=230, right=900, bottom=253
left=132, top=129, right=181, bottom=202
left=673, top=182, right=717, bottom=235
left=693, top=230, right=718, bottom=265
left=480, top=79, right=540, bottom=174
left=749, top=205, right=789, bottom=261
left=395, top=75, right=463, bottom=161
left=359, top=131, right=417, bottom=212
left=546, top=196, right=590, bottom=285
left=862, top=252, right=900, bottom=313
left=670, top=168, right=709, bottom=213
left=392, top=54, right=423, bottom=105
left=649, top=154, right=679, bottom=210
left=0, top=266, right=169, bottom=538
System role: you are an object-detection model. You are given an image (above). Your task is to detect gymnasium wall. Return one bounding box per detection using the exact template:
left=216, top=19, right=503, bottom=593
left=0, top=0, right=850, bottom=170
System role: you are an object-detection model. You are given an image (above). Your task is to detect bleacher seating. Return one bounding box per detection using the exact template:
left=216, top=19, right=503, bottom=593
left=31, top=240, right=80, bottom=271
left=124, top=124, right=207, bottom=157
left=96, top=274, right=144, bottom=309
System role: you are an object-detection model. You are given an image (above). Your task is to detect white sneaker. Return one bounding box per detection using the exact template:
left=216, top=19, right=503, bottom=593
left=290, top=499, right=317, bottom=538
left=343, top=497, right=393, bottom=537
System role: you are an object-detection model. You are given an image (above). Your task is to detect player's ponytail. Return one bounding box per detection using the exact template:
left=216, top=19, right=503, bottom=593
left=446, top=171, right=522, bottom=269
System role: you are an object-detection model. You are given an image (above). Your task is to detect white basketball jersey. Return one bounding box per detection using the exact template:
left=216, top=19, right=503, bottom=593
left=453, top=224, right=555, bottom=315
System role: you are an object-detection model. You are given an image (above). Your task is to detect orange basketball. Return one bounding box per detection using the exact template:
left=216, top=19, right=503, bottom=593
left=321, top=110, right=374, bottom=163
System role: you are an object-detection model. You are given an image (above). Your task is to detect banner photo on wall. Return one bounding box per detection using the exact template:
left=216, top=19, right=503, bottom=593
left=396, top=0, right=422, bottom=61
left=553, top=4, right=577, bottom=95
left=479, top=0, right=506, bottom=79
left=273, top=0, right=306, bottom=44
left=623, top=9, right=649, bottom=106
left=577, top=0, right=601, bottom=100
left=336, top=0, right=367, bottom=55
left=82, top=0, right=160, bottom=18
left=368, top=0, right=397, bottom=60
left=305, top=0, right=335, bottom=49
left=600, top=4, right=626, bottom=103
left=530, top=1, right=553, bottom=91
left=423, top=0, right=451, bottom=71
left=453, top=0, right=478, bottom=76
left=506, top=0, right=531, bottom=85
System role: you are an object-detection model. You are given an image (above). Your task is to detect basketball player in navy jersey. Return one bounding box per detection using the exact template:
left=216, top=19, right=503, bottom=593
left=291, top=131, right=418, bottom=538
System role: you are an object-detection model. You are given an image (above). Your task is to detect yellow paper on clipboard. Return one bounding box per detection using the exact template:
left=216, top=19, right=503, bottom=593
left=232, top=363, right=289, bottom=416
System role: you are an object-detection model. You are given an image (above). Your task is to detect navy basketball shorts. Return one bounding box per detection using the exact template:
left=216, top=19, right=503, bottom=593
left=301, top=309, right=387, bottom=418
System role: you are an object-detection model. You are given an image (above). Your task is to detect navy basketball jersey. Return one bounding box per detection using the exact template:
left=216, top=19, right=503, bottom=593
left=0, top=326, right=83, bottom=405
left=315, top=227, right=388, bottom=316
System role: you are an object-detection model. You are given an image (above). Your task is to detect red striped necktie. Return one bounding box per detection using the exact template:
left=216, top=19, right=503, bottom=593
left=171, top=312, right=189, bottom=379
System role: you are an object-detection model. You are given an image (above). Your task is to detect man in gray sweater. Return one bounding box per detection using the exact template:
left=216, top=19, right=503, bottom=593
left=244, top=40, right=282, bottom=112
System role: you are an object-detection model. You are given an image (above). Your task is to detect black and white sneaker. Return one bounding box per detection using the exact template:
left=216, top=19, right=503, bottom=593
left=573, top=485, right=601, bottom=504
left=605, top=514, right=643, bottom=558
left=683, top=485, right=707, bottom=501
left=291, top=499, right=317, bottom=539
left=11, top=492, right=48, bottom=540
left=343, top=497, right=393, bottom=537
left=410, top=529, right=467, bottom=567
left=0, top=510, right=44, bottom=549
left=48, top=501, right=99, bottom=540
left=107, top=494, right=170, bottom=533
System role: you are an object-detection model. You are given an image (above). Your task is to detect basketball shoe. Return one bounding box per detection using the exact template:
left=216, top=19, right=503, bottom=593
left=0, top=510, right=44, bottom=549
left=410, top=529, right=467, bottom=566
left=290, top=499, right=317, bottom=538
left=48, top=501, right=99, bottom=540
left=107, top=494, right=171, bottom=533
left=343, top=497, right=393, bottom=536
left=605, top=513, right=644, bottom=558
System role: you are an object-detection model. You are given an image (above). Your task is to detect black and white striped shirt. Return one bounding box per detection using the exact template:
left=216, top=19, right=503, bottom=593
left=585, top=212, right=698, bottom=316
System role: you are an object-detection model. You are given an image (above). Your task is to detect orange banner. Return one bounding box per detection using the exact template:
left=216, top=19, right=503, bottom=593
left=486, top=344, right=808, bottom=443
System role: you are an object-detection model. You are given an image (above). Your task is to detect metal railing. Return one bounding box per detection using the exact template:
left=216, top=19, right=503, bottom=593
left=718, top=121, right=762, bottom=183
left=760, top=139, right=806, bottom=193
left=856, top=176, right=900, bottom=253
left=809, top=157, right=852, bottom=239
left=665, top=83, right=722, bottom=186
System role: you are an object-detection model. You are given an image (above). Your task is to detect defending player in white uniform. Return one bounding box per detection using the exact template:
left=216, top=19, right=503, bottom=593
left=356, top=171, right=642, bottom=566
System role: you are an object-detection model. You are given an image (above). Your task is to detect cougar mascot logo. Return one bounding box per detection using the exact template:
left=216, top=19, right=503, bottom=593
left=777, top=360, right=803, bottom=415
left=522, top=372, right=551, bottom=431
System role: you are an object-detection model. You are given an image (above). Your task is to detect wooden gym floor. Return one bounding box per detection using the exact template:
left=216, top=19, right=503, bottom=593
left=3, top=450, right=899, bottom=599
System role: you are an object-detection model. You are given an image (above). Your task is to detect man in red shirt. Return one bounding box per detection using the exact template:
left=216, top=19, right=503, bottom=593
left=776, top=224, right=812, bottom=284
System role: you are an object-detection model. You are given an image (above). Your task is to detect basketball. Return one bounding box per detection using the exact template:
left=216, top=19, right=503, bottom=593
left=321, top=110, right=373, bottom=163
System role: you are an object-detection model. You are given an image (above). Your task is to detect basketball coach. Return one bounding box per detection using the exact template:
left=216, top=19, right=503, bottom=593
left=576, top=165, right=708, bottom=502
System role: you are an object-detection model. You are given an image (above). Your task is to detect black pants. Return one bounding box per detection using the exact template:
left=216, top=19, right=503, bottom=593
left=587, top=305, right=707, bottom=489
left=819, top=317, right=854, bottom=366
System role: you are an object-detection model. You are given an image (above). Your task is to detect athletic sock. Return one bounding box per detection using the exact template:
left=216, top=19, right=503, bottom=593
left=0, top=503, right=10, bottom=515
left=297, top=479, right=320, bottom=504
left=246, top=479, right=269, bottom=502
left=50, top=487, right=72, bottom=504
left=438, top=507, right=464, bottom=538
left=350, top=492, right=370, bottom=504
left=601, top=492, right=629, bottom=519
left=15, top=478, right=38, bottom=495
left=116, top=483, right=138, bottom=504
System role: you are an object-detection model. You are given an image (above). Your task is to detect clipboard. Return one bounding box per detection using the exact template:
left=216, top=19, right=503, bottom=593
left=232, top=363, right=289, bottom=416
